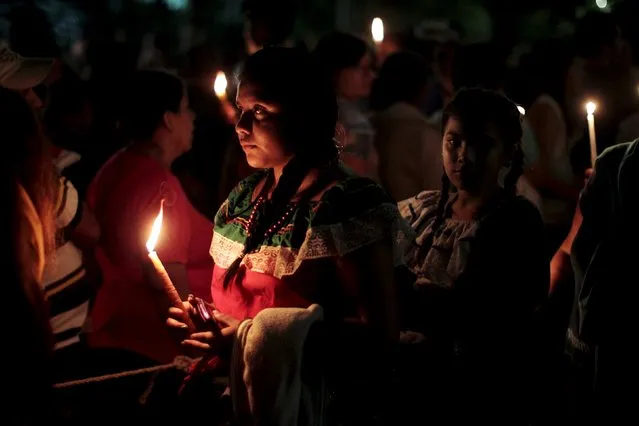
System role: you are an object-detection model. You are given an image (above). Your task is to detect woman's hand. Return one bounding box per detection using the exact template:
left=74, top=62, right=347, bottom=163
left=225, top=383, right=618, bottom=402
left=182, top=311, right=241, bottom=353
left=166, top=296, right=241, bottom=355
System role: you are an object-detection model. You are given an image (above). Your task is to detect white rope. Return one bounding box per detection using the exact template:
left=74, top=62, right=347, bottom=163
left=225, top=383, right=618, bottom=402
left=53, top=355, right=198, bottom=389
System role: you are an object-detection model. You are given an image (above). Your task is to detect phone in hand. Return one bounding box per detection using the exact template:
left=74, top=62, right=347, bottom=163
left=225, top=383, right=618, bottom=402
left=191, top=297, right=222, bottom=332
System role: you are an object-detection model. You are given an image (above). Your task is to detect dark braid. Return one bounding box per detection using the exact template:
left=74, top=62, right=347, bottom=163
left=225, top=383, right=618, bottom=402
left=223, top=157, right=310, bottom=288
left=416, top=172, right=450, bottom=263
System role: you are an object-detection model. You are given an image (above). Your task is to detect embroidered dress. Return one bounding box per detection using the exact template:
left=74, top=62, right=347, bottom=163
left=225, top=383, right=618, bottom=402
left=209, top=165, right=411, bottom=320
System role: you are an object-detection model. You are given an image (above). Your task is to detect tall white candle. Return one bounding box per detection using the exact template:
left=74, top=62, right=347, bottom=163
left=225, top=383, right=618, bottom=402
left=586, top=101, right=597, bottom=167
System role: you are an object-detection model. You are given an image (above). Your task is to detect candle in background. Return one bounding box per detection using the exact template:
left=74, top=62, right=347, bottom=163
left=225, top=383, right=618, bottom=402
left=517, top=105, right=526, bottom=116
left=213, top=70, right=228, bottom=100
left=146, top=200, right=195, bottom=330
left=586, top=101, right=598, bottom=167
left=213, top=70, right=236, bottom=125
left=371, top=17, right=384, bottom=46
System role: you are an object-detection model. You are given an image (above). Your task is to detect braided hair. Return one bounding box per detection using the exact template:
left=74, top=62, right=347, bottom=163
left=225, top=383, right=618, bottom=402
left=223, top=47, right=339, bottom=288
left=419, top=88, right=524, bottom=260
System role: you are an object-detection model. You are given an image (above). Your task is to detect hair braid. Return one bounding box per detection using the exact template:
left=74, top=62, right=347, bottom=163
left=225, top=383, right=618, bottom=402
left=416, top=172, right=450, bottom=263
left=223, top=156, right=309, bottom=288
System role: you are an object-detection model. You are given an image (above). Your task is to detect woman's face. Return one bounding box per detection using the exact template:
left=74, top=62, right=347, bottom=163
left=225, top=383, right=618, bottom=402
left=336, top=53, right=374, bottom=101
left=442, top=116, right=511, bottom=195
left=235, top=81, right=293, bottom=169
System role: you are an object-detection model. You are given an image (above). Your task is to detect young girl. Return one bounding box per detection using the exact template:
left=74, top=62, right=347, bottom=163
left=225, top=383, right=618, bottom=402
left=399, top=88, right=548, bottom=423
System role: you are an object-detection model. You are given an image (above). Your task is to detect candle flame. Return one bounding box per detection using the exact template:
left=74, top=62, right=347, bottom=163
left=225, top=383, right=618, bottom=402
left=214, top=71, right=228, bottom=98
left=146, top=199, right=164, bottom=253
left=372, top=17, right=384, bottom=43
left=517, top=105, right=526, bottom=116
left=586, top=101, right=597, bottom=115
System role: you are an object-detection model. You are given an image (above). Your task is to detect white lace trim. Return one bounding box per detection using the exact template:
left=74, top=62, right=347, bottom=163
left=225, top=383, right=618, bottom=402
left=210, top=203, right=413, bottom=279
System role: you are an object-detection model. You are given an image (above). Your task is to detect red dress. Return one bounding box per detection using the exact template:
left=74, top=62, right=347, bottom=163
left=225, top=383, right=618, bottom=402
left=86, top=149, right=213, bottom=363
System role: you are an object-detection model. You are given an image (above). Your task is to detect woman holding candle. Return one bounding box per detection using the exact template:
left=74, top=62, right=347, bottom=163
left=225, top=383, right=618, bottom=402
left=168, top=47, right=407, bottom=421
left=86, top=70, right=214, bottom=365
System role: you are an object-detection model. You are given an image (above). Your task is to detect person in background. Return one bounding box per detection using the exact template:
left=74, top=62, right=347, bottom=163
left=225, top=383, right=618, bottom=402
left=43, top=78, right=97, bottom=198
left=371, top=51, right=442, bottom=200
left=399, top=89, right=548, bottom=423
left=1, top=87, right=58, bottom=423
left=0, top=45, right=102, bottom=381
left=168, top=47, right=405, bottom=423
left=87, top=70, right=213, bottom=365
left=424, top=40, right=457, bottom=117
left=521, top=40, right=582, bottom=256
left=555, top=139, right=639, bottom=423
left=568, top=11, right=638, bottom=174
left=241, top=0, right=299, bottom=53
left=314, top=32, right=378, bottom=180
left=451, top=42, right=542, bottom=211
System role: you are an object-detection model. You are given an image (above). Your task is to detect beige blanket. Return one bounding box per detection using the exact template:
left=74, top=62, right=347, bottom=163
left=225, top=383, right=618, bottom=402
left=231, top=304, right=325, bottom=426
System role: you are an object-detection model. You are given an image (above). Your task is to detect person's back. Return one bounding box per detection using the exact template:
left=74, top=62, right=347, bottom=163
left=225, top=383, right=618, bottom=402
left=569, top=139, right=639, bottom=421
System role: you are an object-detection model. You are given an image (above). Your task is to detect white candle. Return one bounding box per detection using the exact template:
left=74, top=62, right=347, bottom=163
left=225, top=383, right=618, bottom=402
left=146, top=200, right=194, bottom=330
left=586, top=101, right=597, bottom=167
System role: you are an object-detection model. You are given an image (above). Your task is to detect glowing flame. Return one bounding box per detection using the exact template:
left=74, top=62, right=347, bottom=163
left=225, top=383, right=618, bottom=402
left=146, top=200, right=164, bottom=253
left=586, top=101, right=597, bottom=115
left=214, top=71, right=228, bottom=98
left=517, top=105, right=526, bottom=116
left=372, top=17, right=384, bottom=43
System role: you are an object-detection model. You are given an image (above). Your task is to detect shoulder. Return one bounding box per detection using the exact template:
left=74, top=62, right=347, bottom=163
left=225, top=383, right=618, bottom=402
left=579, top=140, right=638, bottom=209
left=306, top=170, right=412, bottom=264
left=397, top=190, right=441, bottom=223
left=311, top=171, right=397, bottom=227
left=216, top=170, right=268, bottom=222
left=598, top=139, right=638, bottom=169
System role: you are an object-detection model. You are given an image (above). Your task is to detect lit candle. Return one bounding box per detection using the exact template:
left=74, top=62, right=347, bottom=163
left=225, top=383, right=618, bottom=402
left=585, top=101, right=597, bottom=167
left=213, top=70, right=237, bottom=124
left=213, top=71, right=228, bottom=100
left=371, top=17, right=384, bottom=46
left=517, top=105, right=526, bottom=116
left=146, top=200, right=195, bottom=330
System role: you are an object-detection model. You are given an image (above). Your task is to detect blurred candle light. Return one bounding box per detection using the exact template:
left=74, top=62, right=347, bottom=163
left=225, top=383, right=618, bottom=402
left=213, top=71, right=228, bottom=100
left=585, top=101, right=598, bottom=167
left=372, top=17, right=384, bottom=45
left=595, top=0, right=608, bottom=9
left=517, top=105, right=526, bottom=116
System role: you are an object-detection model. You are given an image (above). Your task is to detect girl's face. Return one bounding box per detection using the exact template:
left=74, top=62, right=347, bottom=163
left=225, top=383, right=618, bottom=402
left=442, top=116, right=511, bottom=195
left=235, top=81, right=293, bottom=169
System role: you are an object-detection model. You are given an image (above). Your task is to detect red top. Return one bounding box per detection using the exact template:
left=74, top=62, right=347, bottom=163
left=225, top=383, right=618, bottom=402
left=86, top=149, right=213, bottom=363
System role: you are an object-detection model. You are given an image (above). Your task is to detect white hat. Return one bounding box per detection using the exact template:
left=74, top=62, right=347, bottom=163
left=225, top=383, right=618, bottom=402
left=0, top=41, right=54, bottom=90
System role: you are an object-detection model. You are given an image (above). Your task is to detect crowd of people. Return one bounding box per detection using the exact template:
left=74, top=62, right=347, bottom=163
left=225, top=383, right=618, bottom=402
left=5, top=1, right=639, bottom=425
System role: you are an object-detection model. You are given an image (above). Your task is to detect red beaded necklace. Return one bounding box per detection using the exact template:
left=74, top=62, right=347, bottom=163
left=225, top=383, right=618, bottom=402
left=245, top=195, right=297, bottom=240
left=241, top=165, right=338, bottom=258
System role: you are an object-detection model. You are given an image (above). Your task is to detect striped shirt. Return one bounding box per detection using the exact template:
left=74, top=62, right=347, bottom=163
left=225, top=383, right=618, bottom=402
left=42, top=172, right=92, bottom=350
